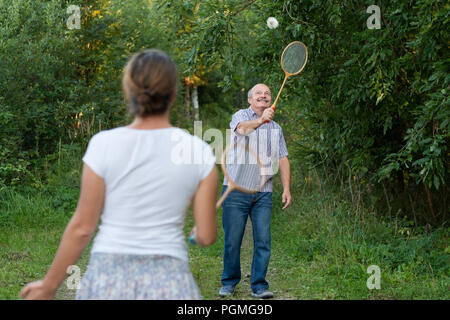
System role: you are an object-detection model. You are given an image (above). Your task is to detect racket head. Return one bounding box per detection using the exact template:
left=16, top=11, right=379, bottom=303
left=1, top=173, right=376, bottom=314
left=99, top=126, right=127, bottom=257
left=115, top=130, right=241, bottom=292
left=221, top=142, right=267, bottom=193
left=281, top=41, right=308, bottom=76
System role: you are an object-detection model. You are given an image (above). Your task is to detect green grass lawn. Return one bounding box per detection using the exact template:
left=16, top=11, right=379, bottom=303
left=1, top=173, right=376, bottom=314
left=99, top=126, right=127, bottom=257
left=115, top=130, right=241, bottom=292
left=0, top=160, right=448, bottom=300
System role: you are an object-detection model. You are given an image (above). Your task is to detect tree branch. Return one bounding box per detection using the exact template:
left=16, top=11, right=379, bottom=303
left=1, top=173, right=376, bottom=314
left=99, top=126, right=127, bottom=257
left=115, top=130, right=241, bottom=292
left=232, top=0, right=258, bottom=17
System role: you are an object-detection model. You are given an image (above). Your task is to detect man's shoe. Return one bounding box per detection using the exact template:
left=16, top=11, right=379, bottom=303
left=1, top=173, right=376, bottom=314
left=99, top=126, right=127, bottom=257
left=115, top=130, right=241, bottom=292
left=219, top=286, right=235, bottom=297
left=251, top=289, right=274, bottom=299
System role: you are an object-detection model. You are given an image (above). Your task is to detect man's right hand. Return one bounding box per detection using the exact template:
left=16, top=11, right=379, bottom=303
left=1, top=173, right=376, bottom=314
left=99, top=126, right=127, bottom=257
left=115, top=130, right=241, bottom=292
left=260, top=107, right=274, bottom=124
left=237, top=107, right=274, bottom=134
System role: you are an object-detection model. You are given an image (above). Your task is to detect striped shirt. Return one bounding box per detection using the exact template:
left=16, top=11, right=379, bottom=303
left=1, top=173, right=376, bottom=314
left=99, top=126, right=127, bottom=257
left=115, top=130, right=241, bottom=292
left=223, top=106, right=288, bottom=192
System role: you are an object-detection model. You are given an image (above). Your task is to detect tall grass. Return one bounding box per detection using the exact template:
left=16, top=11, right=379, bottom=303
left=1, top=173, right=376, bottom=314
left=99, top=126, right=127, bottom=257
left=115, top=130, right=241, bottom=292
left=0, top=143, right=87, bottom=300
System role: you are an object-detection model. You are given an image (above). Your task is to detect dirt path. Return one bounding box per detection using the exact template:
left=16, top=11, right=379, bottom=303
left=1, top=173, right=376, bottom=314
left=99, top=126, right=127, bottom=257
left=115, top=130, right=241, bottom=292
left=233, top=221, right=296, bottom=300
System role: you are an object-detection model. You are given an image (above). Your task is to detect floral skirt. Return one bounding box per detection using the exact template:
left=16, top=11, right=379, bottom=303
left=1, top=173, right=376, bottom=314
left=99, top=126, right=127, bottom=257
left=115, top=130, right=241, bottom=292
left=75, top=252, right=201, bottom=300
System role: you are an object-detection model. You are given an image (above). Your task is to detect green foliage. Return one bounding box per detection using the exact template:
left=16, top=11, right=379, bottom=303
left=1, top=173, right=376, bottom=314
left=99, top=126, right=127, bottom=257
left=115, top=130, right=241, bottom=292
left=230, top=0, right=449, bottom=224
left=0, top=0, right=448, bottom=225
left=161, top=0, right=448, bottom=224
left=0, top=0, right=174, bottom=185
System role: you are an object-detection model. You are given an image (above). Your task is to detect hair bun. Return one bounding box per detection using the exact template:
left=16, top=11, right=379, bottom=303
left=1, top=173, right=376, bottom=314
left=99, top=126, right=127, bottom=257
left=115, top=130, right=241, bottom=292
left=123, top=49, right=178, bottom=117
left=137, top=91, right=167, bottom=105
left=136, top=91, right=169, bottom=116
left=137, top=91, right=152, bottom=106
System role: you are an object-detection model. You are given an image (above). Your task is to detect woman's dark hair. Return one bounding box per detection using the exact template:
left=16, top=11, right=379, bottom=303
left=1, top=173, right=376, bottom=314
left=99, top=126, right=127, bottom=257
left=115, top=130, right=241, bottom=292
left=123, top=49, right=178, bottom=117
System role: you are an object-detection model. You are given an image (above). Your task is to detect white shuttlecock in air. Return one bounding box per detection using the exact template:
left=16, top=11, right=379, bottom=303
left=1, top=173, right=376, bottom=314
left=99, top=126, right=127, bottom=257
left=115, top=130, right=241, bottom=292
left=267, top=17, right=279, bottom=29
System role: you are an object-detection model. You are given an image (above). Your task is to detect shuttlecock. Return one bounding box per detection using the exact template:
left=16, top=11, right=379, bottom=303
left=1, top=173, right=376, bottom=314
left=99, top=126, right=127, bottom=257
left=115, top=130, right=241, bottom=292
left=267, top=17, right=279, bottom=29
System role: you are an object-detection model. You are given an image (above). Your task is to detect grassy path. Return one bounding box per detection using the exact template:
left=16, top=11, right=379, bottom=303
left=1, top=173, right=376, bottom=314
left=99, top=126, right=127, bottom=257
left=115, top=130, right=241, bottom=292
left=235, top=222, right=296, bottom=300
left=53, top=215, right=297, bottom=300
left=1, top=177, right=448, bottom=300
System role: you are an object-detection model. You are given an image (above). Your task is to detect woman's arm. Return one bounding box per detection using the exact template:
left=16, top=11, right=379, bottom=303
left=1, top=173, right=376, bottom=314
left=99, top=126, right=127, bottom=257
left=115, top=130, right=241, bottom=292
left=20, top=164, right=105, bottom=299
left=191, top=166, right=218, bottom=247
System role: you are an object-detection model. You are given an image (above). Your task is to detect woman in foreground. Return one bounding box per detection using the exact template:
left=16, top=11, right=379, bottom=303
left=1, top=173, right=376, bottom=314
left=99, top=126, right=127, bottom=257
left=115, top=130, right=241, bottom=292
left=20, top=49, right=218, bottom=300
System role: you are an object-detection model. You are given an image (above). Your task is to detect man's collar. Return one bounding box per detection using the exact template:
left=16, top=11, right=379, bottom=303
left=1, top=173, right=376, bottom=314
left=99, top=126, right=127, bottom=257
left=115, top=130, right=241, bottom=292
left=248, top=106, right=258, bottom=117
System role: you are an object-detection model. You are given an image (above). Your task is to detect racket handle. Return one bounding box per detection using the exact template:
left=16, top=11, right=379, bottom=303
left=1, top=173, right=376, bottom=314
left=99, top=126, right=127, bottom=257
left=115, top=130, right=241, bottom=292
left=265, top=74, right=287, bottom=123
left=264, top=106, right=276, bottom=124
left=188, top=232, right=197, bottom=245
left=216, top=186, right=233, bottom=209
left=188, top=226, right=197, bottom=245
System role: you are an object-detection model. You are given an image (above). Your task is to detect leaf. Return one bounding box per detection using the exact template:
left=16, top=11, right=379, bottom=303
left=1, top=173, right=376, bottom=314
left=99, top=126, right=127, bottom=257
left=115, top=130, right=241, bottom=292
left=433, top=175, right=440, bottom=190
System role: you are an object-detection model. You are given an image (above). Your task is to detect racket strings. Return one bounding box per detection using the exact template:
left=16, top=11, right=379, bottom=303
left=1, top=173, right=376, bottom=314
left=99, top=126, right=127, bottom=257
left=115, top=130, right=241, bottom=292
left=282, top=42, right=307, bottom=75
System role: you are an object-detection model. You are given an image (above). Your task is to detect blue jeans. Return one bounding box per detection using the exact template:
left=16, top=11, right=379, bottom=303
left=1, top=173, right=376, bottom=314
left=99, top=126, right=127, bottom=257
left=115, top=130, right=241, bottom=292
left=221, top=185, right=272, bottom=292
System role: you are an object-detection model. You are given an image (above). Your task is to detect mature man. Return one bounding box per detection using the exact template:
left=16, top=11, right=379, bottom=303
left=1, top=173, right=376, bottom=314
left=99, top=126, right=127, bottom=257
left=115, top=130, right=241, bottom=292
left=219, top=83, right=291, bottom=299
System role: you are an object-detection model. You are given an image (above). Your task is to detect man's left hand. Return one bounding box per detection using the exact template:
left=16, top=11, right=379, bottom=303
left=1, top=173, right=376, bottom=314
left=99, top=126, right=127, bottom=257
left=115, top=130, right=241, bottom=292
left=281, top=190, right=291, bottom=210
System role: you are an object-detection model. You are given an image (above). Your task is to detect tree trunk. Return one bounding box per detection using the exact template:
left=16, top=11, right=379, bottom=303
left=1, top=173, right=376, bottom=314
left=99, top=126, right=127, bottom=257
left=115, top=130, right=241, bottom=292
left=184, top=82, right=191, bottom=118
left=192, top=86, right=199, bottom=121
left=424, top=182, right=437, bottom=224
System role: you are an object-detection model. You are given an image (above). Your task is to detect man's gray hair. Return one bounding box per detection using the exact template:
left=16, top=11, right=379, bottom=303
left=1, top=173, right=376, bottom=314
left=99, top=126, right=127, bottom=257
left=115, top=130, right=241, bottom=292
left=247, top=87, right=253, bottom=99
left=248, top=84, right=271, bottom=100
left=247, top=84, right=258, bottom=99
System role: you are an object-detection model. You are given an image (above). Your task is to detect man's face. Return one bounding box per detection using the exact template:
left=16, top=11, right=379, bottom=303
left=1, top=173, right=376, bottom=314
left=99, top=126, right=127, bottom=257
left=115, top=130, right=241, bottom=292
left=248, top=84, right=272, bottom=109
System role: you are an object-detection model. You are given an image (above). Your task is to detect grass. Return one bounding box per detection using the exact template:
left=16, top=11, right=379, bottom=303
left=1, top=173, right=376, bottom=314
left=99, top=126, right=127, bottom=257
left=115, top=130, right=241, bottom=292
left=186, top=181, right=449, bottom=300
left=0, top=188, right=91, bottom=300
left=0, top=144, right=448, bottom=300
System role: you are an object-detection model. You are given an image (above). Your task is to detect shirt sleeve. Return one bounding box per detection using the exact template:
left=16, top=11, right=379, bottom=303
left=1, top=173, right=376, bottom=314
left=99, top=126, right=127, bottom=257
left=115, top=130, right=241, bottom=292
left=82, top=132, right=107, bottom=178
left=230, top=110, right=248, bottom=132
left=197, top=138, right=217, bottom=181
left=278, top=128, right=289, bottom=159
